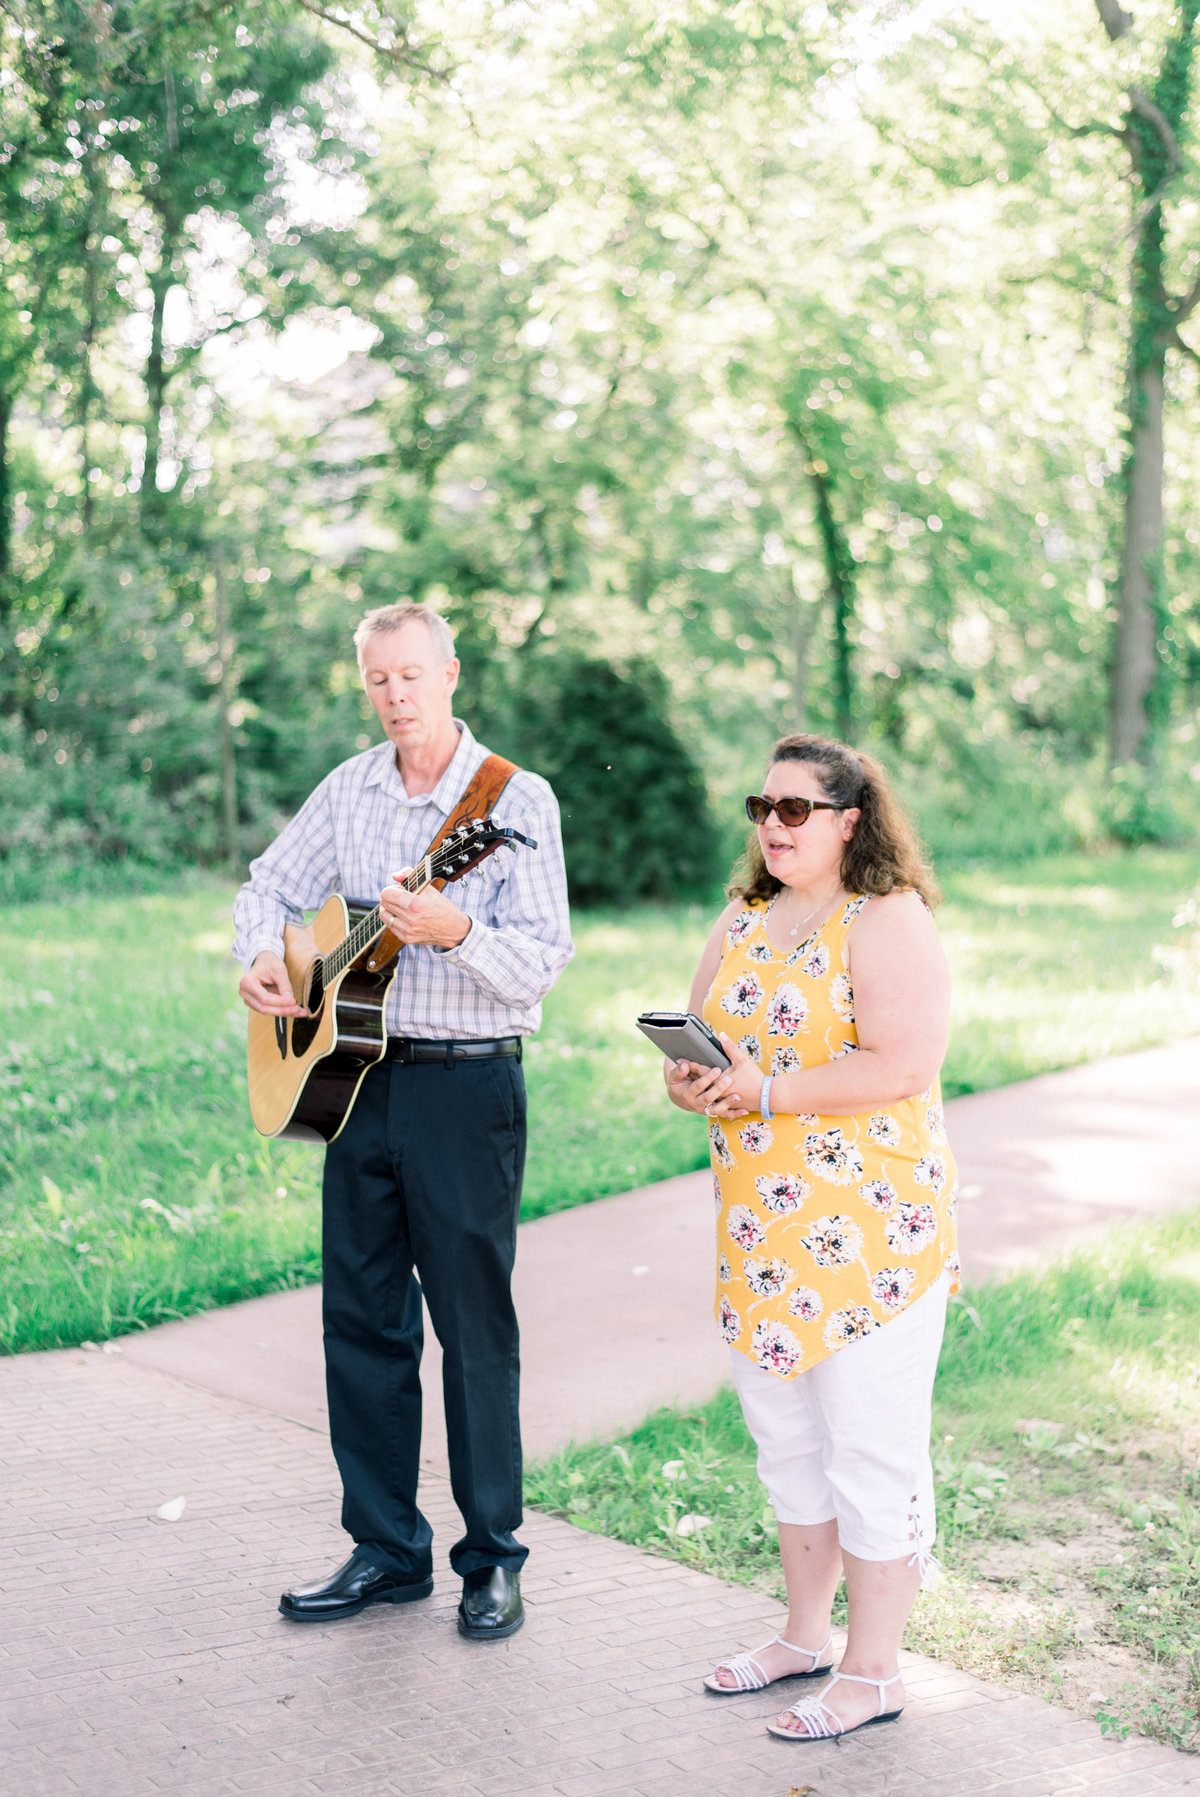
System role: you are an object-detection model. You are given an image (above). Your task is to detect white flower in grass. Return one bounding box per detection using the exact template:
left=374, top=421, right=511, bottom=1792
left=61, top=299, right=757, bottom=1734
left=767, top=983, right=808, bottom=1037
left=751, top=1319, right=804, bottom=1376
left=754, top=1171, right=811, bottom=1215
left=913, top=1153, right=947, bottom=1196
left=885, top=1201, right=938, bottom=1256
left=674, top=1513, right=712, bottom=1537
left=661, top=1460, right=684, bottom=1481
left=721, top=972, right=764, bottom=1018
left=859, top=1178, right=899, bottom=1214
left=787, top=1286, right=823, bottom=1322
left=867, top=1112, right=901, bottom=1148
left=870, top=1267, right=917, bottom=1311
left=743, top=1255, right=793, bottom=1298
left=799, top=1215, right=863, bottom=1271
left=823, top=1304, right=879, bottom=1350
left=737, top=1120, right=773, bottom=1156
left=726, top=1205, right=766, bottom=1251
left=803, top=1127, right=863, bottom=1185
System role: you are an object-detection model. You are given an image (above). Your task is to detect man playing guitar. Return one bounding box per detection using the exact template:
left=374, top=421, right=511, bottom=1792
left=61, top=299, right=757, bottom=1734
left=234, top=601, right=572, bottom=1639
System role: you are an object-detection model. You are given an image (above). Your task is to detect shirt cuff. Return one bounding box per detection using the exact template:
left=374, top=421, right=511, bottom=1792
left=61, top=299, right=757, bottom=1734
left=239, top=934, right=286, bottom=973
left=435, top=915, right=484, bottom=965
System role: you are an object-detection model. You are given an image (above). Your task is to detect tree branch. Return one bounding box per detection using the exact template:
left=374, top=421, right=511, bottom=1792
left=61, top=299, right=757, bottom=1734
left=1128, top=85, right=1184, bottom=171
left=289, top=0, right=450, bottom=79
left=1095, top=0, right=1134, bottom=41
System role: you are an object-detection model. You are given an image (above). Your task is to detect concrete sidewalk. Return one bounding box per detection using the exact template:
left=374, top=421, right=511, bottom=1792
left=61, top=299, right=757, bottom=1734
left=3, top=1038, right=1199, bottom=1795
left=2, top=1346, right=1195, bottom=1797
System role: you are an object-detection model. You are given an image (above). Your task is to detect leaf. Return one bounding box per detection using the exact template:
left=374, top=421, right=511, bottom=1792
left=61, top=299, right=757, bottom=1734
left=41, top=1176, right=63, bottom=1218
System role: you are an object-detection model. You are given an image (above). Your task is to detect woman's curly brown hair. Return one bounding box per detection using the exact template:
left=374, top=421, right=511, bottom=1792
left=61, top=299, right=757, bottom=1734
left=728, top=733, right=938, bottom=908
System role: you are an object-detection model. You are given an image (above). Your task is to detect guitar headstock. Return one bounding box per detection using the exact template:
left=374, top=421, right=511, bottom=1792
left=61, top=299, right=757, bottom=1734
left=435, top=817, right=537, bottom=883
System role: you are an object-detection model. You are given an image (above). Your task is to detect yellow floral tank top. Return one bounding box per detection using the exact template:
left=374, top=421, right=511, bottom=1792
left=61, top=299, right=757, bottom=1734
left=702, top=894, right=959, bottom=1381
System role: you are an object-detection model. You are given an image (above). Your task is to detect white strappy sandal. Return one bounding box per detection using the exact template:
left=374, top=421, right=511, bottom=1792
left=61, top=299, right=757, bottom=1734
left=703, top=1631, right=834, bottom=1695
left=765, top=1668, right=904, bottom=1739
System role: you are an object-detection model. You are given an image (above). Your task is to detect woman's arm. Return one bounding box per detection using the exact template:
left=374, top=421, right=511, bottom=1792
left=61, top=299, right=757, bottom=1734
left=706, top=890, right=950, bottom=1120
left=663, top=900, right=743, bottom=1115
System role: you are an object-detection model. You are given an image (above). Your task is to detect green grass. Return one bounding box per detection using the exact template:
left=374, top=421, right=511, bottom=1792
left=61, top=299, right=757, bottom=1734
left=1, top=846, right=1198, bottom=1352
left=525, top=1203, right=1200, bottom=1752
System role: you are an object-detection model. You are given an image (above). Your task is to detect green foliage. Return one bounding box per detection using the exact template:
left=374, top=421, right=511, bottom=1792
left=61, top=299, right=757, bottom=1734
left=508, top=655, right=722, bottom=905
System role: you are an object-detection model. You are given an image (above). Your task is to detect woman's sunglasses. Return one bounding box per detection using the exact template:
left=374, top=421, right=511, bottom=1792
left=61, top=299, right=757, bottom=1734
left=745, top=794, right=844, bottom=827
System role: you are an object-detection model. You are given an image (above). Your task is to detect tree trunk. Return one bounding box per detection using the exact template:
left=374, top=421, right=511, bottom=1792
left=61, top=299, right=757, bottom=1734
left=1104, top=0, right=1199, bottom=767
left=786, top=419, right=857, bottom=739
left=788, top=565, right=807, bottom=729
left=807, top=462, right=855, bottom=739
left=1110, top=351, right=1165, bottom=764
left=141, top=250, right=174, bottom=530
left=213, top=558, right=240, bottom=873
left=0, top=389, right=10, bottom=584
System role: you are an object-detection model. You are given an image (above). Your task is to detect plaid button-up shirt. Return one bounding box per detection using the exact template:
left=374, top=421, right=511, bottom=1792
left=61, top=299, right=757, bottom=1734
left=232, top=721, right=573, bottom=1039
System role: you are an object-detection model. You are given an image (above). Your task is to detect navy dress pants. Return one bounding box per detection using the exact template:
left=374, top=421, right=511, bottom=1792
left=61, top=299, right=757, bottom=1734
left=320, top=1055, right=527, bottom=1578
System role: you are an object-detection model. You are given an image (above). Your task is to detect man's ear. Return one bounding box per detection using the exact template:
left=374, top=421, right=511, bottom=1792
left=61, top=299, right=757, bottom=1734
left=445, top=657, right=461, bottom=697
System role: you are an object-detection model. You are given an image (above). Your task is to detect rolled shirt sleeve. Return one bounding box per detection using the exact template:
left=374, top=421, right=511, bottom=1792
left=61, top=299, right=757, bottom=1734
left=231, top=778, right=341, bottom=972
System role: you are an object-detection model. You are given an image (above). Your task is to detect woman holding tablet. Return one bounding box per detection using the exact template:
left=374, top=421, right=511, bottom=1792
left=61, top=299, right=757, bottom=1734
left=664, top=731, right=957, bottom=1745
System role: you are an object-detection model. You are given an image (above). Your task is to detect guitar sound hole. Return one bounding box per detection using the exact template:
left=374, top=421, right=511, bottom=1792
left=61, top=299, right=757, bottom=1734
left=291, top=1000, right=325, bottom=1057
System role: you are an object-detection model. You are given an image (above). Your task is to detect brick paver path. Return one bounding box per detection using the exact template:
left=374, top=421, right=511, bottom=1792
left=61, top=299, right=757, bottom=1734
left=3, top=1346, right=1195, bottom=1797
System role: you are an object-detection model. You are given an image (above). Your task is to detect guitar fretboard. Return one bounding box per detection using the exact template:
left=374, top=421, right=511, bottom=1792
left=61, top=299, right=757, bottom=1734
left=321, top=851, right=440, bottom=985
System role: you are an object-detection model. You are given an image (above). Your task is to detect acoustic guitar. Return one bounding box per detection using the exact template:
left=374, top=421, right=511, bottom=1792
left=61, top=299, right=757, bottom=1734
left=246, top=817, right=534, bottom=1143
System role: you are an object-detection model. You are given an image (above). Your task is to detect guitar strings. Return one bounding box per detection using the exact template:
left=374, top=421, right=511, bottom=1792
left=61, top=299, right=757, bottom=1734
left=321, top=832, right=474, bottom=984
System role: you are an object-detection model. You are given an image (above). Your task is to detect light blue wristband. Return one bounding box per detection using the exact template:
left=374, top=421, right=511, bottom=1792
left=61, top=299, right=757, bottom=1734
left=759, top=1075, right=774, bottom=1120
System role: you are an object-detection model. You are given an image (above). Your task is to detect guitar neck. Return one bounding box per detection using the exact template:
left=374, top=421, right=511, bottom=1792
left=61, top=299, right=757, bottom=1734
left=323, top=856, right=437, bottom=985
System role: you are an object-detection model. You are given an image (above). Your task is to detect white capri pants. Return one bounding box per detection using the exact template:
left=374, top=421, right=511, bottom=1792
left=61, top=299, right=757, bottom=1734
left=729, top=1273, right=950, bottom=1570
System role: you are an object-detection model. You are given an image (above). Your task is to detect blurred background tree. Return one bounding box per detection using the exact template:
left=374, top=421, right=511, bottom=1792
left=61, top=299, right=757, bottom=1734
left=2, top=0, right=1199, bottom=901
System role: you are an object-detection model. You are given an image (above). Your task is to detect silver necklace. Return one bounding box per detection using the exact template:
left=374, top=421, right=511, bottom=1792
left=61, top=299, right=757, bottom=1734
left=783, top=884, right=842, bottom=939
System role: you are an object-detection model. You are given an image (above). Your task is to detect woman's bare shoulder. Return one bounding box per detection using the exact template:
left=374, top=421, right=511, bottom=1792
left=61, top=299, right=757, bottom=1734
left=851, top=888, right=940, bottom=938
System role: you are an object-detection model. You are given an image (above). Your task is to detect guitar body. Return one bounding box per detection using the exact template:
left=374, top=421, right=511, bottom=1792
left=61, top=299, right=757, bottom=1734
left=247, top=894, right=395, bottom=1143
left=243, top=815, right=535, bottom=1145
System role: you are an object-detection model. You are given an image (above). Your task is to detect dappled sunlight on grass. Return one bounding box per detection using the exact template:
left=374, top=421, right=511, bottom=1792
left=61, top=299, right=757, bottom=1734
left=2, top=848, right=1199, bottom=1348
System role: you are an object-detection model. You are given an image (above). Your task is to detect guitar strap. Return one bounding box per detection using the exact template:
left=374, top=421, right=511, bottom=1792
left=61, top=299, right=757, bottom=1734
left=364, top=751, right=519, bottom=972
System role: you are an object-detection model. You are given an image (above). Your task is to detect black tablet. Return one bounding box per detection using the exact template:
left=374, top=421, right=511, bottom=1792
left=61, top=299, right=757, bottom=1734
left=636, top=1010, right=732, bottom=1069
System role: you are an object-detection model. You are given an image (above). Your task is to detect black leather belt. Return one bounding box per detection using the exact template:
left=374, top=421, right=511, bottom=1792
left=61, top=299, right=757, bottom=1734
left=383, top=1036, right=522, bottom=1066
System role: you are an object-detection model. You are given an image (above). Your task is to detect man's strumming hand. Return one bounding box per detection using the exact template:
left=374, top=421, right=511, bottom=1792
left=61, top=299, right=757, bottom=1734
left=239, top=951, right=306, bottom=1016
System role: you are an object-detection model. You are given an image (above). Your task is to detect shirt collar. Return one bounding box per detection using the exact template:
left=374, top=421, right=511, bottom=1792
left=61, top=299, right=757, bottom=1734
left=363, top=720, right=484, bottom=816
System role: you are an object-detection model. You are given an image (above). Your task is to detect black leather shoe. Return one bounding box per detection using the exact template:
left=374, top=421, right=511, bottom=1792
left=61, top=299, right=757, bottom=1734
left=279, top=1553, right=433, bottom=1623
left=457, top=1565, right=524, bottom=1640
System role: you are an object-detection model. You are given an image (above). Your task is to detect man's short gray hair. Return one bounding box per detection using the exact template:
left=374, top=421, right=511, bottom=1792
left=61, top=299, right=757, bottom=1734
left=353, top=602, right=456, bottom=668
